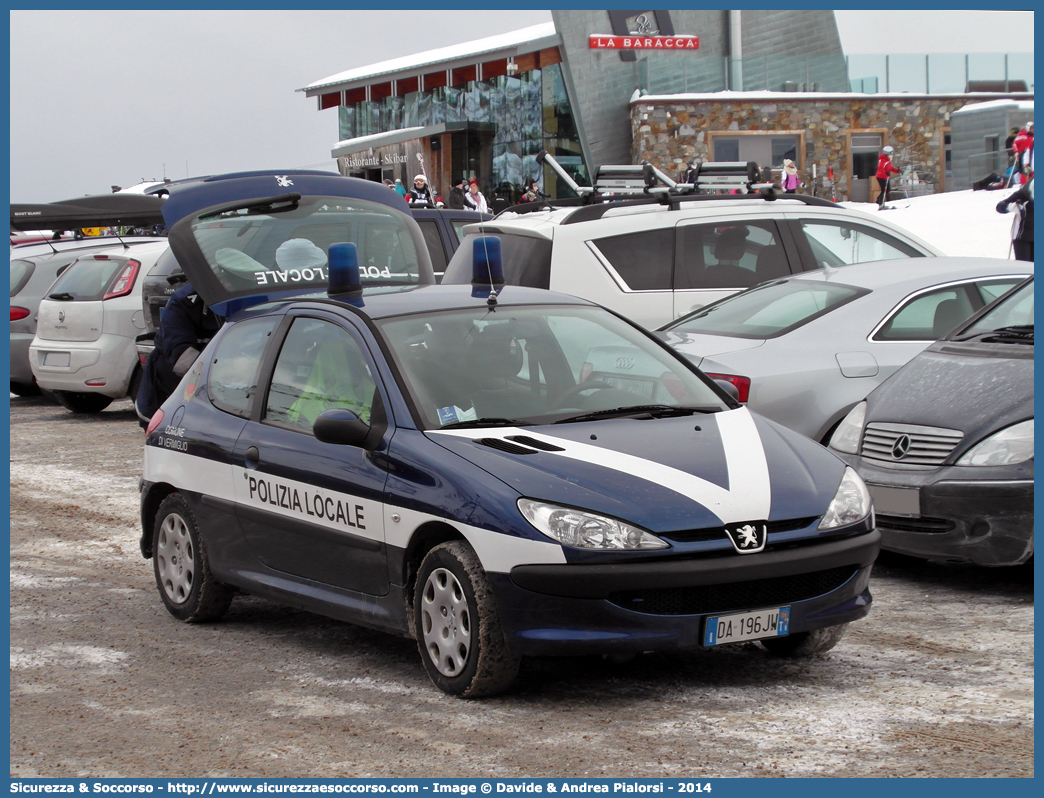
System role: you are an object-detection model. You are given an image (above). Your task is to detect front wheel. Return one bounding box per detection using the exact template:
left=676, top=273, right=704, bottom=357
left=759, top=623, right=848, bottom=657
left=153, top=493, right=233, bottom=622
left=53, top=390, right=113, bottom=414
left=415, top=541, right=520, bottom=698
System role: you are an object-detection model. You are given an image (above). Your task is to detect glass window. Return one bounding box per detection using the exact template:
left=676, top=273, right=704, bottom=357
left=874, top=286, right=976, bottom=341
left=664, top=279, right=867, bottom=339
left=714, top=138, right=739, bottom=162
left=416, top=221, right=447, bottom=275
left=591, top=228, right=674, bottom=291
left=799, top=221, right=924, bottom=268
left=677, top=222, right=789, bottom=290
left=188, top=195, right=425, bottom=301
left=208, top=316, right=280, bottom=418
left=443, top=233, right=552, bottom=289
left=976, top=279, right=1022, bottom=305
left=959, top=278, right=1034, bottom=338
left=771, top=137, right=799, bottom=167
left=45, top=256, right=129, bottom=301
left=378, top=305, right=728, bottom=429
left=10, top=260, right=35, bottom=296
left=265, top=317, right=375, bottom=433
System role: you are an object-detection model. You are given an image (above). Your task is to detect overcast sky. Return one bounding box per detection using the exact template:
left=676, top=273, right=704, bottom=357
left=9, top=9, right=1034, bottom=203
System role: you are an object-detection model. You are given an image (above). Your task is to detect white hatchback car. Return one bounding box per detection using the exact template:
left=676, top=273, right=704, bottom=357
left=443, top=173, right=942, bottom=330
left=30, top=240, right=170, bottom=413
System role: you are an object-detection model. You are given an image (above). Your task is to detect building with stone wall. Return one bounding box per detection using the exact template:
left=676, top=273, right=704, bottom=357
left=631, top=90, right=1033, bottom=202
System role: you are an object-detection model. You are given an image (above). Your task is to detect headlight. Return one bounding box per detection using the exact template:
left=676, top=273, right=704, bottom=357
left=819, top=467, right=872, bottom=530
left=957, top=419, right=1034, bottom=466
left=828, top=402, right=866, bottom=454
left=518, top=499, right=669, bottom=550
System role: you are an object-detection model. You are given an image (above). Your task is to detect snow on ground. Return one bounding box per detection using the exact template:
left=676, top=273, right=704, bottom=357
left=840, top=188, right=1023, bottom=261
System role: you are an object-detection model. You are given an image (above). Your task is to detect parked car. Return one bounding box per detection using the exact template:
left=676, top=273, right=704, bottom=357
left=442, top=161, right=942, bottom=329
left=137, top=171, right=879, bottom=698
left=29, top=241, right=171, bottom=412
left=11, top=237, right=165, bottom=396
left=658, top=258, right=1031, bottom=444
left=410, top=207, right=491, bottom=282
left=828, top=277, right=1033, bottom=567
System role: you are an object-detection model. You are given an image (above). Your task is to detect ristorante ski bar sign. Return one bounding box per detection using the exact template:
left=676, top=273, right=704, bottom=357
left=589, top=34, right=699, bottom=49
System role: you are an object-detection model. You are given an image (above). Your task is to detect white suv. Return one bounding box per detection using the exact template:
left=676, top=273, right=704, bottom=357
left=30, top=240, right=170, bottom=413
left=443, top=185, right=942, bottom=330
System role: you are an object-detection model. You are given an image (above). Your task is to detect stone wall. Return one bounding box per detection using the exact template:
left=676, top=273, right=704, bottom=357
left=631, top=93, right=1032, bottom=198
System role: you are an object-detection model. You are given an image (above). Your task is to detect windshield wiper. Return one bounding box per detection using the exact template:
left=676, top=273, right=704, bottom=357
left=957, top=324, right=1034, bottom=344
left=439, top=417, right=524, bottom=430
left=553, top=404, right=718, bottom=424
left=48, top=292, right=75, bottom=301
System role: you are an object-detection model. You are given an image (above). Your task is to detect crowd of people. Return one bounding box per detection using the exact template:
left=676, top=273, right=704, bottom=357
left=380, top=173, right=547, bottom=214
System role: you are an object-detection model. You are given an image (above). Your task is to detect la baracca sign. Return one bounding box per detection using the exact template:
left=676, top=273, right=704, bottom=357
left=588, top=34, right=699, bottom=50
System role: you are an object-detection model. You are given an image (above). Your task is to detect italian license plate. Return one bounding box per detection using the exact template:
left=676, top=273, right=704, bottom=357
left=868, top=484, right=920, bottom=517
left=704, top=606, right=790, bottom=646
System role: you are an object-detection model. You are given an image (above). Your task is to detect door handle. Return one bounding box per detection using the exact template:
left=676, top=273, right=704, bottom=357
left=244, top=446, right=260, bottom=469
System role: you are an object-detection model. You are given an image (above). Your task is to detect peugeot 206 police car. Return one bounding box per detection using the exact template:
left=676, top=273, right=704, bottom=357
left=140, top=170, right=880, bottom=697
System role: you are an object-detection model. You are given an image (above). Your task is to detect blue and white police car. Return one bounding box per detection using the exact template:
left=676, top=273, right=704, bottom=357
left=140, top=171, right=879, bottom=697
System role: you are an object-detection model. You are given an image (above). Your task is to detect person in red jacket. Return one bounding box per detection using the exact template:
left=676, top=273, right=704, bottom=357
left=1012, top=122, right=1034, bottom=184
left=875, top=145, right=900, bottom=208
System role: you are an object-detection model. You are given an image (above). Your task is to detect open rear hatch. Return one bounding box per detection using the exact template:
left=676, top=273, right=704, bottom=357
left=161, top=170, right=435, bottom=316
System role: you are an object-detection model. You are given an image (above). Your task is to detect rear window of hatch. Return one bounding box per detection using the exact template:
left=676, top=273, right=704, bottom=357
left=46, top=256, right=133, bottom=301
left=443, top=233, right=552, bottom=289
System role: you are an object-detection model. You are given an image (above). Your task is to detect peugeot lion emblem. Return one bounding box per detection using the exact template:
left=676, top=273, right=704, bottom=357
left=891, top=434, right=912, bottom=460
left=724, top=521, right=767, bottom=554
left=275, top=175, right=294, bottom=188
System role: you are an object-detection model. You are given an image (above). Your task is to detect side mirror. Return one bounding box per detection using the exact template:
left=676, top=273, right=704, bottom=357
left=714, top=379, right=741, bottom=402
left=313, top=408, right=371, bottom=447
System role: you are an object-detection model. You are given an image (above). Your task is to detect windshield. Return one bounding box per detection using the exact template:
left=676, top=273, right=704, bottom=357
left=378, top=304, right=730, bottom=429
left=46, top=257, right=127, bottom=301
left=188, top=195, right=425, bottom=300
left=955, top=278, right=1034, bottom=341
left=664, top=278, right=867, bottom=339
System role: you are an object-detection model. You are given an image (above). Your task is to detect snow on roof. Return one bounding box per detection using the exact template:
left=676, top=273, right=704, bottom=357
left=302, top=22, right=558, bottom=93
left=635, top=90, right=1034, bottom=104
left=952, top=99, right=1034, bottom=115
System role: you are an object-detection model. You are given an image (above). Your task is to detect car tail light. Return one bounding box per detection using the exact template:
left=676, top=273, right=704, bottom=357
left=104, top=259, right=141, bottom=300
left=85, top=379, right=107, bottom=386
left=145, top=409, right=165, bottom=437
left=10, top=306, right=30, bottom=321
left=705, top=372, right=751, bottom=403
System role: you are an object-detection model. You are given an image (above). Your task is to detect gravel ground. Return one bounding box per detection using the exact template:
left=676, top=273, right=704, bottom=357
left=8, top=395, right=1034, bottom=778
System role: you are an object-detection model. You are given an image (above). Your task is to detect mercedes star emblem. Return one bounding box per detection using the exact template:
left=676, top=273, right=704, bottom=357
left=891, top=434, right=912, bottom=459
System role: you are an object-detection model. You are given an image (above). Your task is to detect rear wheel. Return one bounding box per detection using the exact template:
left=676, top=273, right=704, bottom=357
left=53, top=390, right=113, bottom=414
left=153, top=493, right=233, bottom=622
left=414, top=541, right=520, bottom=698
left=759, top=623, right=848, bottom=657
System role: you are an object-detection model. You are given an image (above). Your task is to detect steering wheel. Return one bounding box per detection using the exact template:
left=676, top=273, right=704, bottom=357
left=555, top=380, right=616, bottom=408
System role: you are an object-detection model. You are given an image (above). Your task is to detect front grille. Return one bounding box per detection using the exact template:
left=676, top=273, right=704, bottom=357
left=861, top=422, right=963, bottom=467
left=608, top=565, right=857, bottom=616
left=663, top=517, right=818, bottom=544
left=876, top=514, right=956, bottom=534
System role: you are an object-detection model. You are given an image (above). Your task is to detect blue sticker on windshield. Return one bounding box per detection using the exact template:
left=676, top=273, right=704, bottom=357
left=437, top=406, right=459, bottom=425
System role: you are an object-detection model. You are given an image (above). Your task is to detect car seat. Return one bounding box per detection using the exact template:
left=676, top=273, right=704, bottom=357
left=932, top=298, right=967, bottom=339
left=704, top=228, right=756, bottom=287
left=754, top=245, right=790, bottom=282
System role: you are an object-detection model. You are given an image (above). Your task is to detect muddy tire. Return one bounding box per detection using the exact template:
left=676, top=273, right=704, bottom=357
left=153, top=493, right=233, bottom=623
left=760, top=623, right=848, bottom=657
left=415, top=541, right=520, bottom=698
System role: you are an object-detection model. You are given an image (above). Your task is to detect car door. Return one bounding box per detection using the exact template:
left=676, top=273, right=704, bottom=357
left=232, top=311, right=391, bottom=596
left=672, top=218, right=794, bottom=319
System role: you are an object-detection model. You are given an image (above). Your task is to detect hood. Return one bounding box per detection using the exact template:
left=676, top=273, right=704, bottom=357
left=865, top=341, right=1033, bottom=450
left=658, top=331, right=766, bottom=365
left=426, top=408, right=843, bottom=534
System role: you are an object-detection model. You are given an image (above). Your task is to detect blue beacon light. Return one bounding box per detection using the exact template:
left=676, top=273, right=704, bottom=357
left=327, top=242, right=364, bottom=306
left=471, top=235, right=504, bottom=305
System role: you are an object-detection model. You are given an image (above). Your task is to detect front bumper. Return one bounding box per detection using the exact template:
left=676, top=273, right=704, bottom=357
left=29, top=335, right=136, bottom=398
left=838, top=454, right=1033, bottom=566
left=492, top=529, right=879, bottom=656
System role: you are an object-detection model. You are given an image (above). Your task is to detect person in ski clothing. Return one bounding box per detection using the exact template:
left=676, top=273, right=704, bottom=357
left=997, top=178, right=1034, bottom=262
left=135, top=281, right=223, bottom=429
left=1013, top=123, right=1034, bottom=184
left=409, top=174, right=434, bottom=206
left=393, top=178, right=407, bottom=198
left=875, top=145, right=900, bottom=207
left=463, top=179, right=488, bottom=213
left=446, top=177, right=468, bottom=210
left=781, top=159, right=800, bottom=193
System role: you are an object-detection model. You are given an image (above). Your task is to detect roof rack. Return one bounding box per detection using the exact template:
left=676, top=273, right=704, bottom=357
left=495, top=151, right=840, bottom=221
